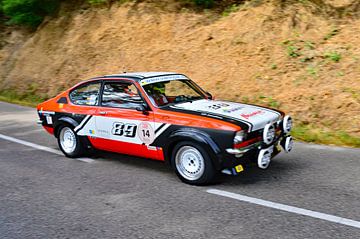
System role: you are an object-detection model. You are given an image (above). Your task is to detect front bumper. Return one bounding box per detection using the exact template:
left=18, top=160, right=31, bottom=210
left=222, top=134, right=292, bottom=170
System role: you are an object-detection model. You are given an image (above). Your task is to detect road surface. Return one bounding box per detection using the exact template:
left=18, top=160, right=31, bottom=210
left=0, top=101, right=359, bottom=238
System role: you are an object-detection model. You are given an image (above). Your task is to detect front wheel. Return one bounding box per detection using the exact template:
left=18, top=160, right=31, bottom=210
left=171, top=142, right=216, bottom=185
left=57, top=125, right=84, bottom=158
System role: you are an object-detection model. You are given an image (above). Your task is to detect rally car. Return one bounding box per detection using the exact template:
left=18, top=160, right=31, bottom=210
left=37, top=72, right=293, bottom=185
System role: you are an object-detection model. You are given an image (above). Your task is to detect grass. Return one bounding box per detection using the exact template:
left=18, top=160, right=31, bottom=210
left=323, top=28, right=340, bottom=41
left=222, top=4, right=240, bottom=17
left=292, top=124, right=360, bottom=148
left=0, top=89, right=47, bottom=107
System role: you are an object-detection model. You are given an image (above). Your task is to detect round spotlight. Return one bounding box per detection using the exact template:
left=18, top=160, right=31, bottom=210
left=263, top=123, right=275, bottom=145
left=282, top=115, right=293, bottom=134
left=257, top=149, right=271, bottom=169
left=284, top=136, right=294, bottom=152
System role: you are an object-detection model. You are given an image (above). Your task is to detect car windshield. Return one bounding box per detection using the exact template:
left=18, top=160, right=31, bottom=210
left=142, top=79, right=206, bottom=107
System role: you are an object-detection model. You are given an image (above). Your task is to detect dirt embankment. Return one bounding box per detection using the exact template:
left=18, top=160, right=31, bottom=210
left=0, top=0, right=359, bottom=140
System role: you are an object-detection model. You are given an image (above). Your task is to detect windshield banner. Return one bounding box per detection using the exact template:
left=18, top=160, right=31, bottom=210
left=140, top=74, right=188, bottom=86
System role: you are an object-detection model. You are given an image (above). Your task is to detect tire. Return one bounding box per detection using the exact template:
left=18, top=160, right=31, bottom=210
left=171, top=141, right=216, bottom=185
left=57, top=125, right=84, bottom=158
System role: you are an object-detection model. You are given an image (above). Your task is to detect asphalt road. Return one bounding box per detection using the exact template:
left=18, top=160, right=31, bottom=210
left=0, top=101, right=359, bottom=239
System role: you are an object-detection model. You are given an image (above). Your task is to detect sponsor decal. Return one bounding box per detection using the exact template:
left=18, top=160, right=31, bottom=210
left=138, top=121, right=155, bottom=144
left=39, top=110, right=55, bottom=116
left=207, top=103, right=230, bottom=110
left=140, top=75, right=188, bottom=86
left=46, top=116, right=53, bottom=124
left=240, top=110, right=265, bottom=119
left=59, top=103, right=64, bottom=109
left=147, top=145, right=157, bottom=151
left=97, top=129, right=110, bottom=136
left=235, top=164, right=244, bottom=173
left=222, top=106, right=244, bottom=114
left=89, top=129, right=95, bottom=135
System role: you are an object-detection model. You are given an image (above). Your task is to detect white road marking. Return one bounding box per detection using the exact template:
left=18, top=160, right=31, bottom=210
left=0, top=133, right=95, bottom=163
left=207, top=189, right=360, bottom=229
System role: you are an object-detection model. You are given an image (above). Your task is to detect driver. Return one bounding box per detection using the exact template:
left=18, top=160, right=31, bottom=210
left=148, top=82, right=168, bottom=106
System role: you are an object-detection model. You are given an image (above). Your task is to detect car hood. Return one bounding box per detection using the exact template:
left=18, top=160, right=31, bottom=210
left=169, top=99, right=282, bottom=132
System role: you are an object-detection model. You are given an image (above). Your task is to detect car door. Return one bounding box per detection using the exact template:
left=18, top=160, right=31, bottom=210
left=91, top=80, right=160, bottom=160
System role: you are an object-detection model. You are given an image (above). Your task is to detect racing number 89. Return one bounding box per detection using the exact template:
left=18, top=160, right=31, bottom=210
left=112, top=122, right=137, bottom=137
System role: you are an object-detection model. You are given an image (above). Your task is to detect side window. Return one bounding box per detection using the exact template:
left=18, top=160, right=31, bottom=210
left=69, top=82, right=101, bottom=106
left=101, top=82, right=144, bottom=109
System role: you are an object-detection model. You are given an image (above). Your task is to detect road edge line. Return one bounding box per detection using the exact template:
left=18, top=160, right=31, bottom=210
left=0, top=133, right=95, bottom=163
left=206, top=189, right=360, bottom=229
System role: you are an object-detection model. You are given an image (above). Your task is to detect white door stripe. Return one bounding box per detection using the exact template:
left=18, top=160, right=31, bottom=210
left=0, top=133, right=95, bottom=163
left=74, top=115, right=91, bottom=132
left=207, top=189, right=360, bottom=229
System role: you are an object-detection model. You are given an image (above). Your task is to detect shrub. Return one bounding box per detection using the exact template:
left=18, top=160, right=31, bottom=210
left=2, top=0, right=60, bottom=28
left=324, top=51, right=341, bottom=62
left=87, top=0, right=108, bottom=5
left=194, top=0, right=214, bottom=8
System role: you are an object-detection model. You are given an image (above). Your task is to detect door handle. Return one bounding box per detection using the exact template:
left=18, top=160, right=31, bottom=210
left=99, top=111, right=107, bottom=115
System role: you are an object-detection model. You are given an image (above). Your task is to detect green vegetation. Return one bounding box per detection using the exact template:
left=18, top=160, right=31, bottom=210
left=2, top=0, right=60, bottom=28
left=222, top=4, right=240, bottom=17
left=87, top=0, right=108, bottom=5
left=0, top=0, right=219, bottom=27
left=0, top=89, right=47, bottom=107
left=323, top=28, right=340, bottom=41
left=306, top=65, right=318, bottom=76
left=194, top=0, right=214, bottom=8
left=324, top=51, right=341, bottom=62
left=257, top=95, right=281, bottom=109
left=292, top=124, right=360, bottom=148
left=282, top=40, right=302, bottom=58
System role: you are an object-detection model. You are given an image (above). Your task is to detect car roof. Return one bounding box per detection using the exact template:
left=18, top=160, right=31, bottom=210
left=102, top=72, right=185, bottom=81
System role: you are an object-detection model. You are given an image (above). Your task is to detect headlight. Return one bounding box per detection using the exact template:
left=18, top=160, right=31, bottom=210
left=263, top=123, right=275, bottom=145
left=282, top=115, right=293, bottom=134
left=234, top=131, right=246, bottom=144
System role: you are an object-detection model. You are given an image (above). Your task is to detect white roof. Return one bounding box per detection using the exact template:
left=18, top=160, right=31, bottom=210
left=105, top=72, right=180, bottom=79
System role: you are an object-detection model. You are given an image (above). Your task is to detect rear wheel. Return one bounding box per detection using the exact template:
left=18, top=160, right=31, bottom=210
left=171, top=141, right=216, bottom=185
left=57, top=125, right=84, bottom=158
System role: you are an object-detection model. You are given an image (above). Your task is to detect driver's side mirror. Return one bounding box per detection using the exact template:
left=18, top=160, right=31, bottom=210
left=136, top=103, right=149, bottom=115
left=205, top=92, right=213, bottom=100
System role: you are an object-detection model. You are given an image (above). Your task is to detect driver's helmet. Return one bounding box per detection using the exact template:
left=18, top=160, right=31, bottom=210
left=152, top=82, right=166, bottom=95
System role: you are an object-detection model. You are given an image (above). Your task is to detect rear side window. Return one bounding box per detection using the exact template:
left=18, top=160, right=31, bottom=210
left=101, top=82, right=143, bottom=109
left=70, top=82, right=101, bottom=106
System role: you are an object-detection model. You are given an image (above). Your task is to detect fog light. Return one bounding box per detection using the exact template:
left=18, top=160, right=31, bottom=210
left=257, top=148, right=273, bottom=169
left=282, top=115, right=293, bottom=134
left=281, top=136, right=294, bottom=153
left=263, top=123, right=275, bottom=145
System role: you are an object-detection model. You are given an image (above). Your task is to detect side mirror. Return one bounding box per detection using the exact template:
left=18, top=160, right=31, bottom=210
left=136, top=104, right=149, bottom=115
left=205, top=92, right=213, bottom=100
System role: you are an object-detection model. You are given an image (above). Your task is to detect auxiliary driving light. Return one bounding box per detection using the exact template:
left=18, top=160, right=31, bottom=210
left=282, top=115, right=293, bottom=134
left=257, top=148, right=273, bottom=169
left=263, top=123, right=275, bottom=145
left=281, top=136, right=294, bottom=153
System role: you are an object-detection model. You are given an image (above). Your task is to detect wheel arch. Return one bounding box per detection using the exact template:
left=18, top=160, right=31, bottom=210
left=54, top=116, right=79, bottom=138
left=164, top=128, right=223, bottom=170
